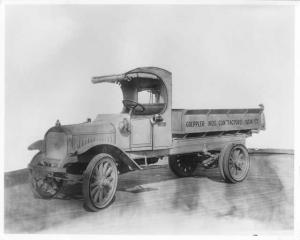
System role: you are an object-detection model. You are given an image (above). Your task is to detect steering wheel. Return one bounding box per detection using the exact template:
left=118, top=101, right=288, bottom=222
left=122, top=99, right=145, bottom=113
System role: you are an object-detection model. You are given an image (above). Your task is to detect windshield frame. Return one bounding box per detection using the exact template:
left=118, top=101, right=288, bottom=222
left=120, top=75, right=168, bottom=116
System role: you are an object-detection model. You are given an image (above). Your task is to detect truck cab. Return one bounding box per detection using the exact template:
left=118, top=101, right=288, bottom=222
left=92, top=67, right=173, bottom=151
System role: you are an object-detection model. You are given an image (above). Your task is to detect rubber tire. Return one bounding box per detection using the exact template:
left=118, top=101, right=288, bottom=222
left=169, top=155, right=197, bottom=177
left=82, top=153, right=118, bottom=212
left=218, top=143, right=250, bottom=183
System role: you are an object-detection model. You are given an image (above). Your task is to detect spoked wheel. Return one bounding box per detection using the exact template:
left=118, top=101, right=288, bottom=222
left=169, top=155, right=197, bottom=177
left=219, top=144, right=250, bottom=183
left=29, top=171, right=62, bottom=199
left=83, top=153, right=118, bottom=211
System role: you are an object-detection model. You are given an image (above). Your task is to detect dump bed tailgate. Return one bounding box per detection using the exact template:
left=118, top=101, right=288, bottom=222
left=172, top=107, right=265, bottom=134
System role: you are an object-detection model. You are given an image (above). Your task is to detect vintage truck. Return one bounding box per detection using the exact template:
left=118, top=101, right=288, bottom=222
left=28, top=67, right=265, bottom=211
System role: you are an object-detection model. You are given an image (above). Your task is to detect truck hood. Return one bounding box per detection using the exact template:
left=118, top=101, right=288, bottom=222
left=29, top=113, right=130, bottom=154
left=43, top=113, right=130, bottom=155
left=58, top=121, right=115, bottom=136
left=48, top=113, right=129, bottom=136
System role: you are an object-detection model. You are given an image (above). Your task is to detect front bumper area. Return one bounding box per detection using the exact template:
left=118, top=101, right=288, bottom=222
left=28, top=164, right=82, bottom=183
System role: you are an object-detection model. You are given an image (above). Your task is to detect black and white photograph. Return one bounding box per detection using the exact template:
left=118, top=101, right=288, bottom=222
left=2, top=1, right=298, bottom=238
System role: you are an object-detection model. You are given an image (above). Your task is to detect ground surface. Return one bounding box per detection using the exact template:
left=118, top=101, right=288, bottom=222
left=4, top=153, right=294, bottom=235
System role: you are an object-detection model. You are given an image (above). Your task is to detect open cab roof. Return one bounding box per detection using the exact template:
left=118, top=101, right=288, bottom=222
left=91, top=67, right=171, bottom=87
left=91, top=67, right=172, bottom=116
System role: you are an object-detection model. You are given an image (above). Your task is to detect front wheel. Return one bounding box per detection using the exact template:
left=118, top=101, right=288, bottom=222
left=218, top=144, right=250, bottom=183
left=82, top=153, right=118, bottom=211
left=29, top=171, right=62, bottom=199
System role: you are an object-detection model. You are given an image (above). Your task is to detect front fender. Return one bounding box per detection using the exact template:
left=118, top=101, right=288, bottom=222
left=28, top=151, right=44, bottom=166
left=77, top=144, right=141, bottom=174
left=28, top=140, right=44, bottom=151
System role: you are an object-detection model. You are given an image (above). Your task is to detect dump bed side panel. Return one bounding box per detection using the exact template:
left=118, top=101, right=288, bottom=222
left=172, top=108, right=264, bottom=134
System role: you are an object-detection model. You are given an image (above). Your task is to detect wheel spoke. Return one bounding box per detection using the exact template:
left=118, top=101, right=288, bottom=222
left=37, top=179, right=43, bottom=187
left=93, top=188, right=101, bottom=203
left=41, top=182, right=48, bottom=191
left=91, top=180, right=99, bottom=187
left=103, top=162, right=108, bottom=175
left=103, top=186, right=110, bottom=198
left=229, top=160, right=235, bottom=172
left=107, top=183, right=113, bottom=190
left=91, top=185, right=99, bottom=196
left=94, top=165, right=100, bottom=178
left=93, top=173, right=98, bottom=181
left=98, top=188, right=103, bottom=202
left=106, top=176, right=114, bottom=183
left=105, top=166, right=113, bottom=177
left=98, top=164, right=104, bottom=177
left=238, top=150, right=244, bottom=159
left=233, top=150, right=239, bottom=161
left=229, top=165, right=235, bottom=175
left=236, top=164, right=242, bottom=171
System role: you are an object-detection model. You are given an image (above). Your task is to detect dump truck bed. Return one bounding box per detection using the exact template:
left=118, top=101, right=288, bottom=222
left=171, top=107, right=265, bottom=134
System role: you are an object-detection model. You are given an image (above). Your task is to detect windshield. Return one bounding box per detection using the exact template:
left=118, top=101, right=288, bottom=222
left=138, top=88, right=165, bottom=104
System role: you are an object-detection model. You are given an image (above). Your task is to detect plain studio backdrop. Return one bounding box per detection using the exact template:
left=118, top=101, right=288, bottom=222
left=5, top=5, right=294, bottom=172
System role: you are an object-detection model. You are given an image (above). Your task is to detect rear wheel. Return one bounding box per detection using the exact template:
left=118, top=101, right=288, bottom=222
left=218, top=144, right=250, bottom=183
left=83, top=153, right=118, bottom=211
left=169, top=155, right=197, bottom=177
